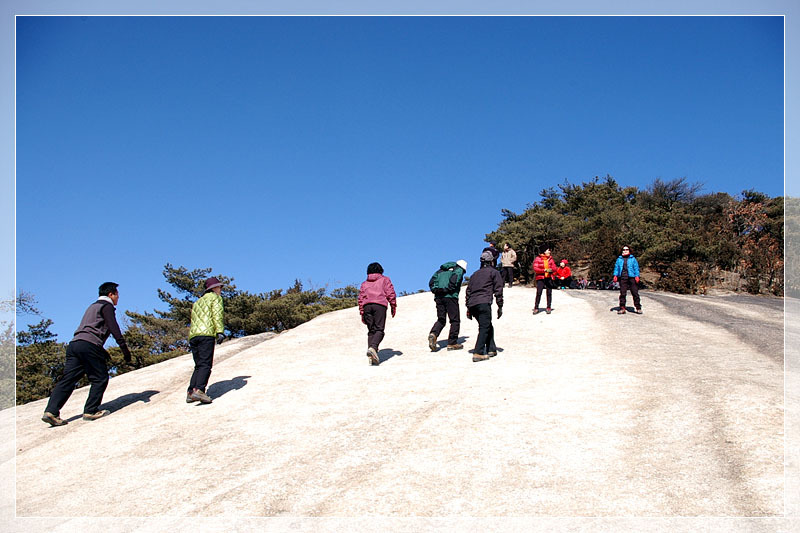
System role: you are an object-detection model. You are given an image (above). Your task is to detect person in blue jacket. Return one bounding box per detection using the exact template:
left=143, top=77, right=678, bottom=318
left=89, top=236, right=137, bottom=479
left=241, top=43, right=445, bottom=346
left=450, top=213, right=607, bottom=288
left=613, top=245, right=642, bottom=314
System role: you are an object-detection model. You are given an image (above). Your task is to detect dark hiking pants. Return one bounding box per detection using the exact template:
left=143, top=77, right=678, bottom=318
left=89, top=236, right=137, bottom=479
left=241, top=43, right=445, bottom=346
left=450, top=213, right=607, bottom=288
left=363, top=303, right=387, bottom=351
left=470, top=303, right=496, bottom=355
left=534, top=279, right=553, bottom=309
left=45, top=340, right=109, bottom=416
left=188, top=335, right=215, bottom=393
left=502, top=267, right=514, bottom=287
left=430, top=297, right=460, bottom=344
left=619, top=277, right=641, bottom=310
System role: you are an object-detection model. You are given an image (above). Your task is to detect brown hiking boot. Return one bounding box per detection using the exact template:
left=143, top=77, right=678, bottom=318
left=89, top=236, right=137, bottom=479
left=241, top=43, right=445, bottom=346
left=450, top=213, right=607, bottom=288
left=428, top=333, right=438, bottom=352
left=367, top=347, right=380, bottom=366
left=635, top=308, right=643, bottom=314
left=487, top=351, right=497, bottom=357
left=472, top=353, right=490, bottom=362
left=446, top=343, right=463, bottom=350
left=190, top=389, right=213, bottom=404
left=532, top=308, right=539, bottom=315
left=82, top=410, right=110, bottom=421
left=186, top=393, right=198, bottom=403
left=618, top=308, right=626, bottom=314
left=41, top=412, right=67, bottom=427
left=545, top=308, right=552, bottom=314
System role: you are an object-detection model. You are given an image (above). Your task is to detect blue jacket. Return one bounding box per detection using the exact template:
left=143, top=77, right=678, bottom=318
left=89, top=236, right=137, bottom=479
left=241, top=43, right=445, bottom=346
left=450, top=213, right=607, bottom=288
left=613, top=255, right=640, bottom=278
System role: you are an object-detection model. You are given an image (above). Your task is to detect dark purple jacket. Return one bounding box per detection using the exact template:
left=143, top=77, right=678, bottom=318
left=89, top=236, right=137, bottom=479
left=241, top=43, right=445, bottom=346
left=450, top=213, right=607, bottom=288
left=465, top=265, right=504, bottom=308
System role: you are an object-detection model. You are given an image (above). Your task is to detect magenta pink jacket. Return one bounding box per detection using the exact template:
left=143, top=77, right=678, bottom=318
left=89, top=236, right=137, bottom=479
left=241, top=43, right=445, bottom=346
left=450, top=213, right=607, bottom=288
left=358, top=273, right=397, bottom=314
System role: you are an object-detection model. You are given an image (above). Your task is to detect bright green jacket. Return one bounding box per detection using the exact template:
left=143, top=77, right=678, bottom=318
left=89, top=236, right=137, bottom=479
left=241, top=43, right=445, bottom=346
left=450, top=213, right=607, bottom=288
left=188, top=291, right=224, bottom=339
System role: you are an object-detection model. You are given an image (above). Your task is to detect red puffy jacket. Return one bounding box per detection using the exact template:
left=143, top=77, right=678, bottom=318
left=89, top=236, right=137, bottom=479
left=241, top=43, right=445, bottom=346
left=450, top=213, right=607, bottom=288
left=556, top=266, right=572, bottom=279
left=532, top=254, right=558, bottom=280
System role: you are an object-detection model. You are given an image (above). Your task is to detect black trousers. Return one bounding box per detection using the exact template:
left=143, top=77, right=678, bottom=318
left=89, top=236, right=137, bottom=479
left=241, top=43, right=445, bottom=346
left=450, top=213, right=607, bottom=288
left=45, top=340, right=109, bottom=416
left=188, top=335, right=215, bottom=393
left=469, top=303, right=496, bottom=355
left=363, top=303, right=387, bottom=350
left=501, top=267, right=514, bottom=287
left=430, top=297, right=460, bottom=344
left=557, top=277, right=572, bottom=289
left=619, top=277, right=641, bottom=309
left=534, top=279, right=553, bottom=309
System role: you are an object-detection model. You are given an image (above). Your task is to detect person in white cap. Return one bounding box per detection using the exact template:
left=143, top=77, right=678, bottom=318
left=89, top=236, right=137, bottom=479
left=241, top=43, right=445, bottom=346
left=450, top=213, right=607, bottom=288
left=427, top=259, right=468, bottom=352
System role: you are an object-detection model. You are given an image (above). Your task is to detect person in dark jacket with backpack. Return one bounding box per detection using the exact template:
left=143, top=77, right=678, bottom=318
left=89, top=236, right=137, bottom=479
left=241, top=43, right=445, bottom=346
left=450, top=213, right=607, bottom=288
left=613, top=245, right=642, bottom=314
left=42, top=282, right=134, bottom=427
left=428, top=259, right=467, bottom=352
left=466, top=251, right=504, bottom=362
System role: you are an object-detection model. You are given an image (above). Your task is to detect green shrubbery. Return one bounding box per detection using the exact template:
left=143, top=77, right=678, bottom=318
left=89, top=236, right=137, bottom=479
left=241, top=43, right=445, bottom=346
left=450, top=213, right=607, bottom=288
left=487, top=176, right=784, bottom=295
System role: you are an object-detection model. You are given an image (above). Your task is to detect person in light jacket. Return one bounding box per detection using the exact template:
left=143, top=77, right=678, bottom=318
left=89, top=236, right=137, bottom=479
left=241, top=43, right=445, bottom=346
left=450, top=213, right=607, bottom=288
left=500, top=244, right=517, bottom=288
left=358, top=262, right=397, bottom=366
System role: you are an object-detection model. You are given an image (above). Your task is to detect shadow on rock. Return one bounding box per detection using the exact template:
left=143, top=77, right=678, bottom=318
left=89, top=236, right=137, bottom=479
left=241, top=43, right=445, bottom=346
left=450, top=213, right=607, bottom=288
left=207, top=375, right=251, bottom=399
left=377, top=349, right=403, bottom=364
left=102, top=389, right=160, bottom=413
left=436, top=335, right=470, bottom=349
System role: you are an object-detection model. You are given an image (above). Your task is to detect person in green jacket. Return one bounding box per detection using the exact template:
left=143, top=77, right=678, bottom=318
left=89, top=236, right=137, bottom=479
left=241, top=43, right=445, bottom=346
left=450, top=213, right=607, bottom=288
left=427, top=259, right=467, bottom=352
left=187, top=277, right=225, bottom=404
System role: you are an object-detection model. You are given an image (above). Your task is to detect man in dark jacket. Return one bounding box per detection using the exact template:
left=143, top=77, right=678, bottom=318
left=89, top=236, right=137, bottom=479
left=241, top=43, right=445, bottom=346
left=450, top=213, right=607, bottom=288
left=428, top=259, right=467, bottom=352
left=482, top=242, right=500, bottom=267
left=466, top=251, right=504, bottom=362
left=42, top=282, right=133, bottom=426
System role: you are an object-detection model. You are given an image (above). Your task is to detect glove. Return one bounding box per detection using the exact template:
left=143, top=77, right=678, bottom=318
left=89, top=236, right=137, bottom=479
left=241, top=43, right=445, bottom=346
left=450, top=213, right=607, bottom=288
left=391, top=306, right=396, bottom=318
left=635, top=276, right=640, bottom=283
left=216, top=333, right=225, bottom=345
left=497, top=307, right=503, bottom=319
left=466, top=309, right=472, bottom=320
left=613, top=276, right=618, bottom=283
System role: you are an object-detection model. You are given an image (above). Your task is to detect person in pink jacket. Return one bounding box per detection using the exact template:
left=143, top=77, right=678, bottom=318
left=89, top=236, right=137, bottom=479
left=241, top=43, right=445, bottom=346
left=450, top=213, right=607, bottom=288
left=358, top=262, right=397, bottom=366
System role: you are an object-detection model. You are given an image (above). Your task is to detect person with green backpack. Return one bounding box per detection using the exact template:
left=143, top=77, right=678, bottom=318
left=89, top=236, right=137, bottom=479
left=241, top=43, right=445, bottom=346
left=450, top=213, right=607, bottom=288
left=427, top=259, right=468, bottom=352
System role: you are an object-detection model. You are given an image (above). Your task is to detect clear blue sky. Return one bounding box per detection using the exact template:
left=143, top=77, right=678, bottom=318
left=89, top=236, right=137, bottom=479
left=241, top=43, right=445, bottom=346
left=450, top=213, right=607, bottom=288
left=15, top=15, right=784, bottom=340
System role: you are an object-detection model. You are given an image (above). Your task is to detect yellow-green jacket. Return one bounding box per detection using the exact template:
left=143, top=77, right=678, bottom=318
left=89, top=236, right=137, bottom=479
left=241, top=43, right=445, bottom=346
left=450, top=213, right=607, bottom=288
left=188, top=292, right=224, bottom=339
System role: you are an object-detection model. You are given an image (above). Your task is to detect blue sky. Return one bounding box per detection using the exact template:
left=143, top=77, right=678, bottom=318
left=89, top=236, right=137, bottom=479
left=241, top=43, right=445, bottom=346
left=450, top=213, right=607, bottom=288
left=14, top=15, right=785, bottom=340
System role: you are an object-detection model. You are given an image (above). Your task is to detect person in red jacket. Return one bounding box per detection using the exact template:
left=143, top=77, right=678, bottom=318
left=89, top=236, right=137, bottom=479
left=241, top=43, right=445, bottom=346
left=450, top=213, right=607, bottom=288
left=556, top=259, right=572, bottom=289
left=358, top=262, right=397, bottom=366
left=532, top=248, right=558, bottom=314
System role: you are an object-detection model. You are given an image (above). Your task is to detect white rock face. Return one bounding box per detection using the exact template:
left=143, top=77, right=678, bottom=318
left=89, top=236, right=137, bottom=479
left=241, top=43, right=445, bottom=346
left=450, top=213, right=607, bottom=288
left=3, top=287, right=787, bottom=527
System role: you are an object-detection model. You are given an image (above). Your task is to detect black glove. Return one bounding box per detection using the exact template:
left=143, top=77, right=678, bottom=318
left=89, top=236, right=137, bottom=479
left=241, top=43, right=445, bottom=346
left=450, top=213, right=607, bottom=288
left=497, top=306, right=503, bottom=319
left=121, top=345, right=132, bottom=364
left=466, top=309, right=472, bottom=320
left=216, top=333, right=225, bottom=345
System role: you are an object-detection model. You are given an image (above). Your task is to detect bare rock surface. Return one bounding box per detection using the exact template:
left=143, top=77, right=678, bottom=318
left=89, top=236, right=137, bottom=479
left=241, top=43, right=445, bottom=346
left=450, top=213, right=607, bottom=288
left=3, top=287, right=788, bottom=530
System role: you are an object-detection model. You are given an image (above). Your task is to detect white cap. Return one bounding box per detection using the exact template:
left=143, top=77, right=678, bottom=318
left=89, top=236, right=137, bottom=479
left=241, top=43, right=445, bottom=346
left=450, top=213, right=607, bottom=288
left=456, top=259, right=468, bottom=271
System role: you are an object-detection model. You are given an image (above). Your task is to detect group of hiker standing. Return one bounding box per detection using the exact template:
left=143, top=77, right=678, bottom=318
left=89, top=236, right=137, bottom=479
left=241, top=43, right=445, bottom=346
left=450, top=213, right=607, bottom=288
left=40, top=245, right=643, bottom=425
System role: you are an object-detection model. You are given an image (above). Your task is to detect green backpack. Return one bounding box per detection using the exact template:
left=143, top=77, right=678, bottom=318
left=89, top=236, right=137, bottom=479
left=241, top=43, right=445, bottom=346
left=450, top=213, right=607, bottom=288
left=430, top=269, right=456, bottom=295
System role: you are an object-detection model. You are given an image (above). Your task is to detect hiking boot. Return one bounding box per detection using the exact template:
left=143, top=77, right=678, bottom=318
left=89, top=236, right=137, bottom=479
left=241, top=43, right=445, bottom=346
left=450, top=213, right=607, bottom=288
left=446, top=343, right=464, bottom=350
left=545, top=308, right=552, bottom=314
left=186, top=393, right=198, bottom=403
left=532, top=308, right=539, bottom=315
left=428, top=333, right=438, bottom=352
left=487, top=351, right=497, bottom=357
left=618, top=308, right=626, bottom=314
left=472, top=353, right=490, bottom=362
left=190, top=389, right=213, bottom=404
left=41, top=412, right=67, bottom=427
left=635, top=308, right=642, bottom=314
left=82, top=410, right=110, bottom=421
left=367, top=347, right=380, bottom=366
